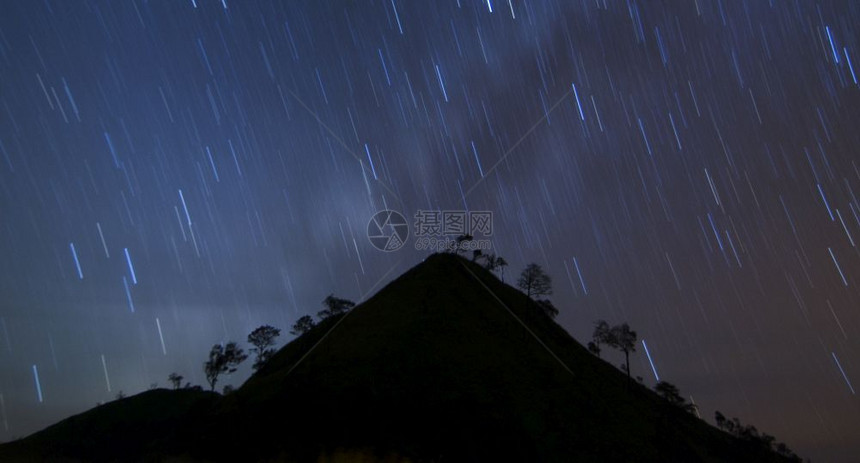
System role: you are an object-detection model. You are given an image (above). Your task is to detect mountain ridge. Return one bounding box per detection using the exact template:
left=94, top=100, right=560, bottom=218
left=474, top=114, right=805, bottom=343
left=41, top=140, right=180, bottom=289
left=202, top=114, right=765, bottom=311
left=0, top=253, right=795, bottom=462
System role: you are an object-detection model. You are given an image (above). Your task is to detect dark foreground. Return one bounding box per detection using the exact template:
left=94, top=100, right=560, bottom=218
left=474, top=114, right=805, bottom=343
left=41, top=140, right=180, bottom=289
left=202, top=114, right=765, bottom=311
left=0, top=254, right=798, bottom=462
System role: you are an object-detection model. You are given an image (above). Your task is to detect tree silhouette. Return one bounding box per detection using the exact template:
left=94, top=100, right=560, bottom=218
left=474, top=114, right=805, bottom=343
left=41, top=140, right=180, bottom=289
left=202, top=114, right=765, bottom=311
left=655, top=381, right=696, bottom=413
left=517, top=263, right=552, bottom=298
left=290, top=315, right=316, bottom=336
left=775, top=442, right=801, bottom=461
left=481, top=254, right=509, bottom=281
left=713, top=411, right=800, bottom=460
left=496, top=257, right=508, bottom=282
left=248, top=325, right=281, bottom=371
left=590, top=320, right=638, bottom=381
left=168, top=372, right=183, bottom=390
left=608, top=323, right=637, bottom=381
left=318, top=294, right=356, bottom=319
left=591, top=320, right=613, bottom=358
left=452, top=234, right=473, bottom=254
left=724, top=416, right=737, bottom=435
left=204, top=342, right=247, bottom=391
left=759, top=433, right=776, bottom=450
left=536, top=299, right=559, bottom=319
left=655, top=381, right=683, bottom=405
left=482, top=253, right=498, bottom=270
left=714, top=410, right=727, bottom=431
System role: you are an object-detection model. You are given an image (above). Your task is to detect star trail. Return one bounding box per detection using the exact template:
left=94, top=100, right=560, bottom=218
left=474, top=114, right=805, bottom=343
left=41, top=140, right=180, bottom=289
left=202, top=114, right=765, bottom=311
left=0, top=1, right=859, bottom=461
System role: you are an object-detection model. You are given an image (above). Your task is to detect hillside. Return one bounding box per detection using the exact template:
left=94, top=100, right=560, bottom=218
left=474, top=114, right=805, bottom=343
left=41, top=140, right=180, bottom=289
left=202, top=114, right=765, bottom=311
left=0, top=388, right=219, bottom=461
left=0, top=253, right=796, bottom=462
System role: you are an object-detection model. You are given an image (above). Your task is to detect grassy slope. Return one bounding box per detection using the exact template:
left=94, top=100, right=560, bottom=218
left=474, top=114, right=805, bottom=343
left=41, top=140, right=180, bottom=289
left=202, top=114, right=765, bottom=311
left=0, top=253, right=794, bottom=462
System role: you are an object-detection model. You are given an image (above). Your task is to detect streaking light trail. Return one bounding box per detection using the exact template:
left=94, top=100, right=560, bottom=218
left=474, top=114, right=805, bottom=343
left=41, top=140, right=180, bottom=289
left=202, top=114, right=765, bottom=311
left=642, top=340, right=660, bottom=381
left=124, top=247, right=137, bottom=285
left=69, top=242, right=83, bottom=279
left=832, top=352, right=855, bottom=395
left=32, top=365, right=43, bottom=403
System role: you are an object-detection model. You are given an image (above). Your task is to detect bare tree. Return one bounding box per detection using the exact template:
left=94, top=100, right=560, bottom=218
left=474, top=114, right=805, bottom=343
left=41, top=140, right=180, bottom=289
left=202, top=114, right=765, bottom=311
left=482, top=254, right=509, bottom=282
left=517, top=263, right=552, bottom=298
left=608, top=323, right=637, bottom=381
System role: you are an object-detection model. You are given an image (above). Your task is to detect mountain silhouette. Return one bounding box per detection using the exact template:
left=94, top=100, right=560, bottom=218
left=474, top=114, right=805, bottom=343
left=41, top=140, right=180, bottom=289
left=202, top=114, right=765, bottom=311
left=0, top=253, right=795, bottom=462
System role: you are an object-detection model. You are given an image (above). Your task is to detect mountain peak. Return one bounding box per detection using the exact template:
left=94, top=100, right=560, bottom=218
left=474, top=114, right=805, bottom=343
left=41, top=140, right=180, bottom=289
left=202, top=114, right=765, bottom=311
left=1, top=253, right=795, bottom=462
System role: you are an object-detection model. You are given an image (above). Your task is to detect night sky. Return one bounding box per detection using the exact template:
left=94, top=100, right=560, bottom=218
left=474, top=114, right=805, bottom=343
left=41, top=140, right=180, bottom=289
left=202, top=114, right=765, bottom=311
left=0, top=0, right=859, bottom=460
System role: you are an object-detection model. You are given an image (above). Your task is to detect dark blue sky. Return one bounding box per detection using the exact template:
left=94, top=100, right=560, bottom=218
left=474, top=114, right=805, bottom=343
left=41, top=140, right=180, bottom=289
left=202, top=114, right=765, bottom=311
left=1, top=1, right=859, bottom=460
